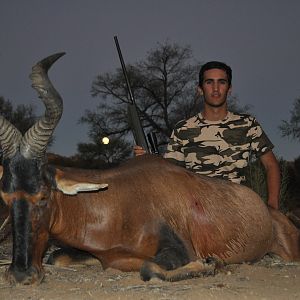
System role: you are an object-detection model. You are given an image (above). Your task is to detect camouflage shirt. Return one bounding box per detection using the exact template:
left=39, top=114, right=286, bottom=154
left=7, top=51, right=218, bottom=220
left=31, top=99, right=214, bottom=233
left=164, top=112, right=274, bottom=183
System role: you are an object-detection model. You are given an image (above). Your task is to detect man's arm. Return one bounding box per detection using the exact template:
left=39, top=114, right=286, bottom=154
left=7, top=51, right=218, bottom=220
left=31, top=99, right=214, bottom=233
left=260, top=150, right=281, bottom=210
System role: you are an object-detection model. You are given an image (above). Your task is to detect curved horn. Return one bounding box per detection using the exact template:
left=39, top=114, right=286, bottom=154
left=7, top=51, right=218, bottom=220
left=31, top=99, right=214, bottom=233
left=20, top=52, right=65, bottom=159
left=0, top=117, right=22, bottom=159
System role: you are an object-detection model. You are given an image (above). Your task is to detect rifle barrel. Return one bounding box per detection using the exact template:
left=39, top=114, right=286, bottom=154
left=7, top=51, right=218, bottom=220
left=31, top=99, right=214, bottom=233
left=114, top=36, right=135, bottom=104
left=113, top=36, right=150, bottom=152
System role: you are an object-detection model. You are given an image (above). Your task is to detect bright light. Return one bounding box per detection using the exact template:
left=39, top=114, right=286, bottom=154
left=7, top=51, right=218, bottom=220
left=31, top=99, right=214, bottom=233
left=102, top=137, right=110, bottom=145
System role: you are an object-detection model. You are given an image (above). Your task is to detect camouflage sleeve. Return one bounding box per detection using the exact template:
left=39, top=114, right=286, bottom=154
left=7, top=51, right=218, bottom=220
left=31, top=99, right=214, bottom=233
left=248, top=117, right=274, bottom=157
left=163, top=128, right=186, bottom=168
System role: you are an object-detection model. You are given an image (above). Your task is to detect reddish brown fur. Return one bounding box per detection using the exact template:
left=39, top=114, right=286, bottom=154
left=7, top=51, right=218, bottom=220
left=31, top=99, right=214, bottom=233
left=3, top=154, right=300, bottom=284
left=47, top=155, right=300, bottom=270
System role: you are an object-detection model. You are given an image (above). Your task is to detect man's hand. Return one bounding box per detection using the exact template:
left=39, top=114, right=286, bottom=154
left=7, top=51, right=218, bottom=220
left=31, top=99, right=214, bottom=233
left=133, top=145, right=146, bottom=156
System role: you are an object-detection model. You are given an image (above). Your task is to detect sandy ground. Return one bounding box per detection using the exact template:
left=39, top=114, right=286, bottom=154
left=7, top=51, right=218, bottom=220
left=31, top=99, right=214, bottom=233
left=1, top=233, right=300, bottom=300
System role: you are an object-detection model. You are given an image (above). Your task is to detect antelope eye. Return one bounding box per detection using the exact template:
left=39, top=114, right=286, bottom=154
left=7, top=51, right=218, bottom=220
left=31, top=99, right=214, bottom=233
left=37, top=198, right=48, bottom=208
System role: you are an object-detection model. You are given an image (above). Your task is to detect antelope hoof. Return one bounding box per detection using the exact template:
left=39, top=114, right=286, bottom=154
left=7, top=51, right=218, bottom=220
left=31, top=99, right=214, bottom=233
left=4, top=266, right=44, bottom=286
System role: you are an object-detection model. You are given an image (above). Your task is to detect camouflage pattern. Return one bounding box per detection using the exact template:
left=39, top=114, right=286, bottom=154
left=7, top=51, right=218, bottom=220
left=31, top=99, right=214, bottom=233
left=164, top=112, right=273, bottom=183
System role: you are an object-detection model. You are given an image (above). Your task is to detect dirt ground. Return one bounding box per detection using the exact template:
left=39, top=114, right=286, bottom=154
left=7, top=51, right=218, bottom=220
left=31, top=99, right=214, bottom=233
left=1, top=233, right=300, bottom=300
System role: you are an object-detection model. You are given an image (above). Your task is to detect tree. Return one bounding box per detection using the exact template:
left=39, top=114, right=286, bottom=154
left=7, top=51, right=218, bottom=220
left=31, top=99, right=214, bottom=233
left=0, top=96, right=57, bottom=150
left=279, top=98, right=300, bottom=142
left=0, top=96, right=36, bottom=134
left=79, top=41, right=250, bottom=159
left=77, top=137, right=131, bottom=166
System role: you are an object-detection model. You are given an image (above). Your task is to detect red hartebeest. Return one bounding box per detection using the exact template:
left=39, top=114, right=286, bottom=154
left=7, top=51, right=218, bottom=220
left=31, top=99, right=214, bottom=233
left=0, top=53, right=299, bottom=285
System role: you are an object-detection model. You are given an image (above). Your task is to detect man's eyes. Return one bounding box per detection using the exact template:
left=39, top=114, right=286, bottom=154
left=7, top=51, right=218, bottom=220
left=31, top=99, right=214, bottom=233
left=205, top=79, right=228, bottom=84
left=205, top=80, right=213, bottom=84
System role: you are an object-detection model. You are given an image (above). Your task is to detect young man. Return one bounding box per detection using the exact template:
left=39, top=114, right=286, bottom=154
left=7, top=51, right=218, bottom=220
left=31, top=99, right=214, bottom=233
left=135, top=61, right=280, bottom=209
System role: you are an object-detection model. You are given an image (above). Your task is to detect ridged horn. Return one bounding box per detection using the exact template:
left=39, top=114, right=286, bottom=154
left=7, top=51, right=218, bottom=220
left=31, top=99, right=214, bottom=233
left=20, top=52, right=65, bottom=159
left=0, top=117, right=22, bottom=159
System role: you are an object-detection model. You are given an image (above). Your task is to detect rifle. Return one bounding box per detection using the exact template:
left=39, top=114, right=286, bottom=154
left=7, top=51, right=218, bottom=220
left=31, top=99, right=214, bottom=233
left=114, top=36, right=150, bottom=153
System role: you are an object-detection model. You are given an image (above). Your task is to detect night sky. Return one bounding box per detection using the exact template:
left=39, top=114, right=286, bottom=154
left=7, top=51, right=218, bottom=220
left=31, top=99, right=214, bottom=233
left=1, top=1, right=299, bottom=160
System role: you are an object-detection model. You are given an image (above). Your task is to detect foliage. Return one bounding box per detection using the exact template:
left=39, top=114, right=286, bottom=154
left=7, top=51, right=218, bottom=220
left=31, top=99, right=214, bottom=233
left=243, top=157, right=293, bottom=212
left=0, top=96, right=56, bottom=149
left=0, top=96, right=36, bottom=134
left=81, top=41, right=200, bottom=149
left=282, top=156, right=300, bottom=211
left=77, top=137, right=131, bottom=166
left=80, top=41, right=250, bottom=160
left=279, top=98, right=300, bottom=142
left=226, top=95, right=252, bottom=114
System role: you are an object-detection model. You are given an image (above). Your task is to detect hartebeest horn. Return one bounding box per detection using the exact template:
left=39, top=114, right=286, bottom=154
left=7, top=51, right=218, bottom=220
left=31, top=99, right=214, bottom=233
left=20, top=52, right=65, bottom=159
left=0, top=117, right=22, bottom=159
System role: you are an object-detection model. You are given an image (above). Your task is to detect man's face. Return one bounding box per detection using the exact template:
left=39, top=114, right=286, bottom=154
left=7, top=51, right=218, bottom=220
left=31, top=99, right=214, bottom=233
left=198, top=68, right=232, bottom=108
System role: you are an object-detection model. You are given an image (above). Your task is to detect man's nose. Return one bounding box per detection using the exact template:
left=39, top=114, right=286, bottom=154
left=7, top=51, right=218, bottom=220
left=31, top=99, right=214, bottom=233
left=213, top=82, right=219, bottom=91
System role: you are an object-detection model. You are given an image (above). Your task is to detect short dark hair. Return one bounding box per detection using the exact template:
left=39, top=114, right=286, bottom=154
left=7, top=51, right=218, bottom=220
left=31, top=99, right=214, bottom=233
left=199, top=61, right=232, bottom=87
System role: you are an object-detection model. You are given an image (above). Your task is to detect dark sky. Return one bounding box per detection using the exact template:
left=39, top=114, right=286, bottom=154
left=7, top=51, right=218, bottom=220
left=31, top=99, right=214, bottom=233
left=1, top=1, right=299, bottom=160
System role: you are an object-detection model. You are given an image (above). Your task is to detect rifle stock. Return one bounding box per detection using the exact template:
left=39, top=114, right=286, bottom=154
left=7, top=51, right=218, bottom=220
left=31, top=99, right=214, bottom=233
left=114, top=36, right=150, bottom=153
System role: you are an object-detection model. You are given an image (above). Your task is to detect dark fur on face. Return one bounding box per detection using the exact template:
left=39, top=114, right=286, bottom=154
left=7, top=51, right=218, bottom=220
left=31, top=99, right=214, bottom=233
left=10, top=199, right=32, bottom=271
left=1, top=153, right=45, bottom=194
left=1, top=153, right=54, bottom=284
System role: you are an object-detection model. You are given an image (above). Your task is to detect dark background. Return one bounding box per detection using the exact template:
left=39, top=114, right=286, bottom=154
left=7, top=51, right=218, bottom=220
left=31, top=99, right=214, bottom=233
left=1, top=0, right=299, bottom=160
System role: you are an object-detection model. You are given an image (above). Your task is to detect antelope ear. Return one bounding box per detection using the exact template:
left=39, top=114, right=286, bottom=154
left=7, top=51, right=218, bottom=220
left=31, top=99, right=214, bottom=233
left=0, top=165, right=3, bottom=180
left=54, top=169, right=108, bottom=195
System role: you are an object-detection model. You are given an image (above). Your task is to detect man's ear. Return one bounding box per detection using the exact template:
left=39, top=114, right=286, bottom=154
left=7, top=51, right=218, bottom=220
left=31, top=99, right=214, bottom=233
left=197, top=86, right=203, bottom=96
